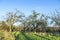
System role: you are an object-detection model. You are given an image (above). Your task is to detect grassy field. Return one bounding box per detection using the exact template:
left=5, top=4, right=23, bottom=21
left=0, top=31, right=60, bottom=40
left=13, top=31, right=60, bottom=40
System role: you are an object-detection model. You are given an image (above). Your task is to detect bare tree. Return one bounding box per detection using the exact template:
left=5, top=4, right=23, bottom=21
left=5, top=10, right=24, bottom=33
left=50, top=9, right=60, bottom=27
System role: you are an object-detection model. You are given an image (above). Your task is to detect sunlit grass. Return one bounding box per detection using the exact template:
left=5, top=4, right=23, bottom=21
left=0, top=31, right=60, bottom=40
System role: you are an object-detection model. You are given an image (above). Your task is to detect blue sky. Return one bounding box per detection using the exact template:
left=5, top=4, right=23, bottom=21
left=0, top=0, right=60, bottom=21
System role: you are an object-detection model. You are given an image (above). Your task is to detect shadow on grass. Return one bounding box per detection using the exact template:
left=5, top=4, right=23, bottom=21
left=15, top=34, right=20, bottom=40
left=34, top=34, right=51, bottom=40
left=21, top=32, right=33, bottom=40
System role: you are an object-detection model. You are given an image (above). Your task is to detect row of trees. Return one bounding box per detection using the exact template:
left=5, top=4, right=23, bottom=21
left=0, top=9, right=60, bottom=33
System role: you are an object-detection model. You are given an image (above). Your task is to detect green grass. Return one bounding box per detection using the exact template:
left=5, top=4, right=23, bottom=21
left=0, top=31, right=60, bottom=40
left=13, top=32, right=60, bottom=40
left=0, top=32, right=5, bottom=37
left=23, top=32, right=46, bottom=40
left=12, top=31, right=27, bottom=40
left=35, top=33, right=60, bottom=40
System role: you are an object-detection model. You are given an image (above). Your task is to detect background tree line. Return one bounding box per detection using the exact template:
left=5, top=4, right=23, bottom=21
left=0, top=9, right=60, bottom=33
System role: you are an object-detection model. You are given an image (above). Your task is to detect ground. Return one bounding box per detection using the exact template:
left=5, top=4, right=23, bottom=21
left=0, top=31, right=60, bottom=40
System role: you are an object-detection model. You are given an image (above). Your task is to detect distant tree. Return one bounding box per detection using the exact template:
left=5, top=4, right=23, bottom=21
left=21, top=10, right=48, bottom=32
left=5, top=10, right=24, bottom=33
left=48, top=9, right=60, bottom=34
left=21, top=10, right=39, bottom=32
left=28, top=10, right=39, bottom=32
left=37, top=14, right=48, bottom=32
left=50, top=9, right=60, bottom=33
